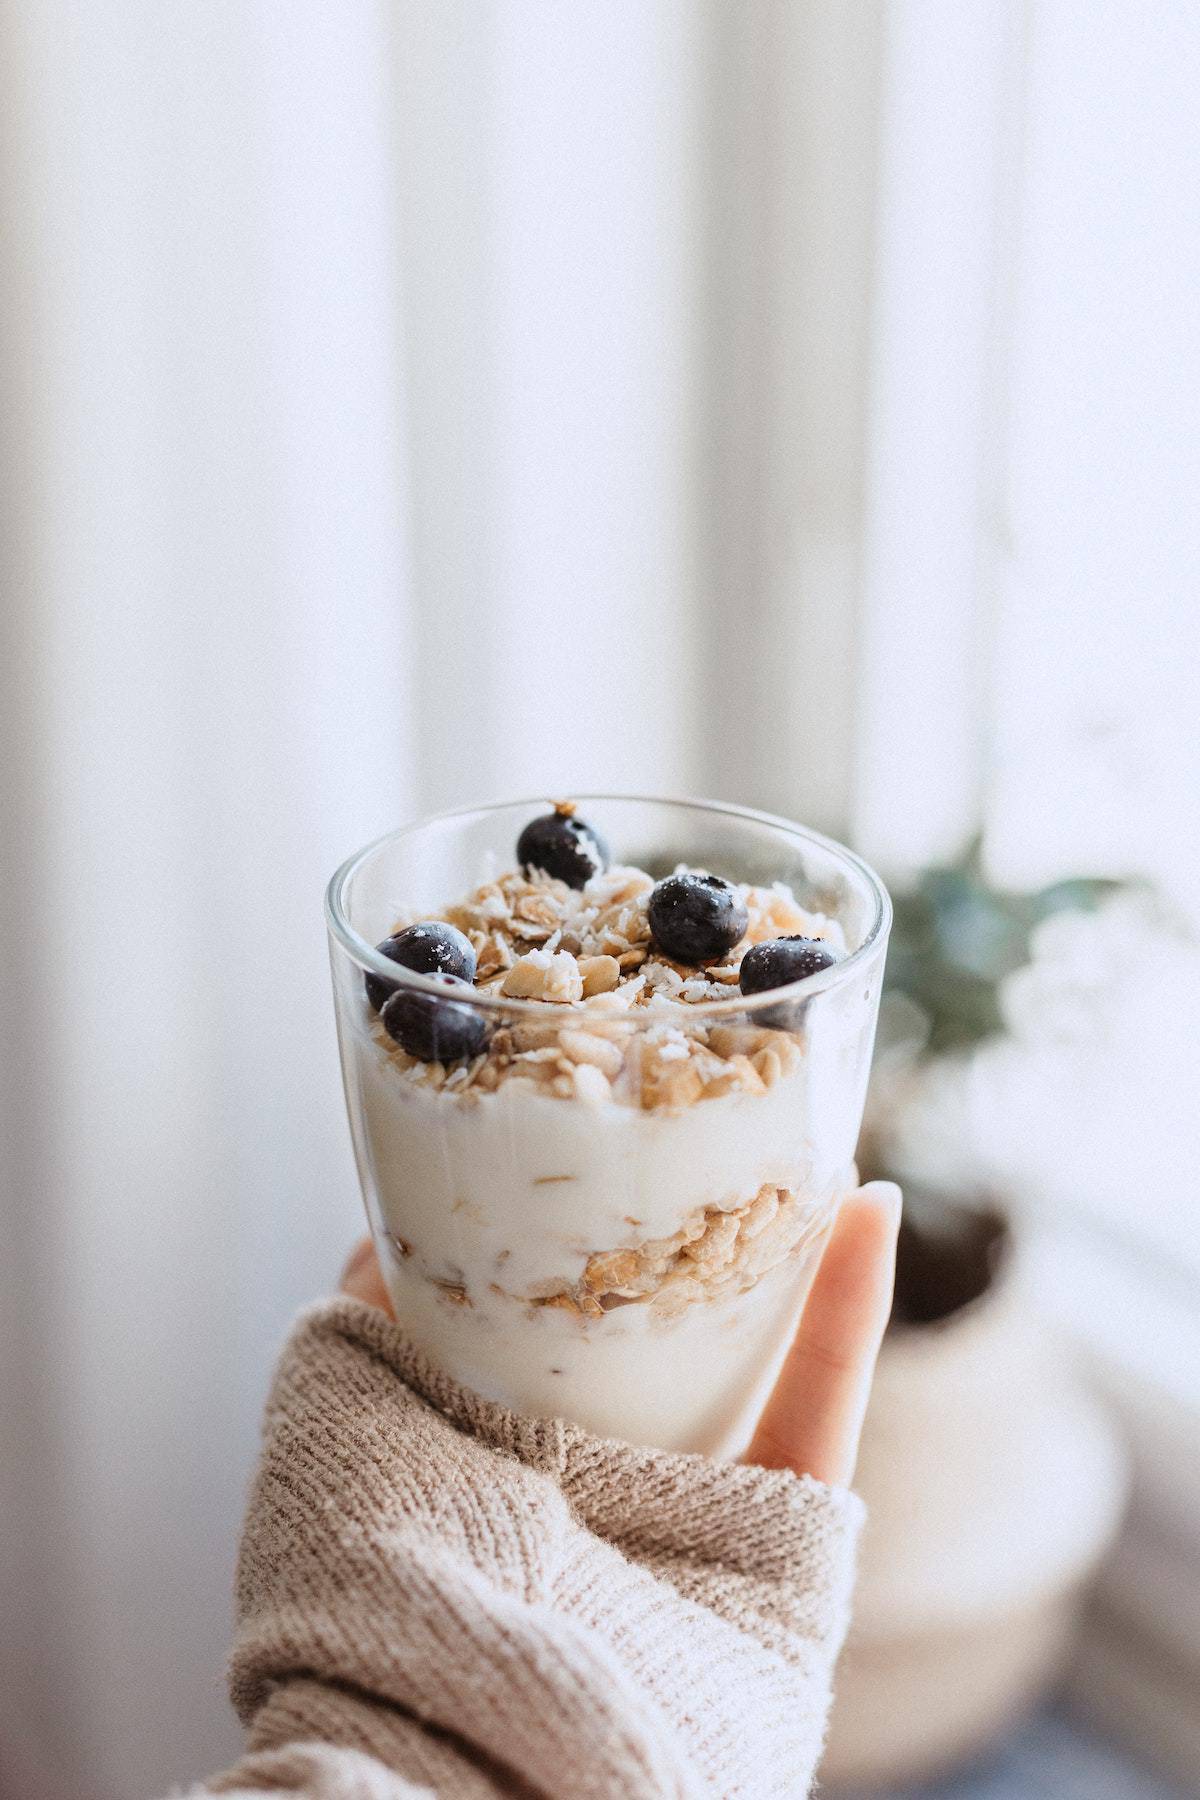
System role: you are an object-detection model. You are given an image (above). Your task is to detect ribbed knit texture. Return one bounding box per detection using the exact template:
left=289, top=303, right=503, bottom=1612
left=180, top=1297, right=864, bottom=1799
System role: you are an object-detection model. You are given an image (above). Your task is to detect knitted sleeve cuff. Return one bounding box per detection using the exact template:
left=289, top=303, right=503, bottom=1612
left=220, top=1298, right=863, bottom=1796
left=290, top=1299, right=864, bottom=1652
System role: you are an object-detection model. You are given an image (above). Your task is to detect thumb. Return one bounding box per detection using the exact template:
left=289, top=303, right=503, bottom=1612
left=745, top=1181, right=901, bottom=1487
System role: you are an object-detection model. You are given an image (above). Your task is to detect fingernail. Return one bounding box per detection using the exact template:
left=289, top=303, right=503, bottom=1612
left=858, top=1179, right=903, bottom=1221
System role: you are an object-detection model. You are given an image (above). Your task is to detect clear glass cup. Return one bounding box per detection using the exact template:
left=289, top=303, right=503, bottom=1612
left=326, top=796, right=890, bottom=1455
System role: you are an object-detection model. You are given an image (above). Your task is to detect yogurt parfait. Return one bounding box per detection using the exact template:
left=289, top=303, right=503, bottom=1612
left=327, top=796, right=890, bottom=1455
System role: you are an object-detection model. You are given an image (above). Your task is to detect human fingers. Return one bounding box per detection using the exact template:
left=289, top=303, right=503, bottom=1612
left=339, top=1237, right=395, bottom=1316
left=744, top=1181, right=901, bottom=1487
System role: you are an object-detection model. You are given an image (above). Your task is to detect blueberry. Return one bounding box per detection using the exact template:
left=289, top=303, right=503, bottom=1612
left=364, top=921, right=476, bottom=1013
left=739, top=935, right=839, bottom=1027
left=517, top=805, right=610, bottom=889
left=647, top=872, right=749, bottom=964
left=380, top=973, right=490, bottom=1063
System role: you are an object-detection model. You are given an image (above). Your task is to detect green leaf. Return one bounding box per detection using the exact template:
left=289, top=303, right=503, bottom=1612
left=879, top=844, right=1128, bottom=1060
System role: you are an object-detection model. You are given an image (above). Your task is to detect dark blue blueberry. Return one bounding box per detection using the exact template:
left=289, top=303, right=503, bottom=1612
left=364, top=922, right=476, bottom=1013
left=739, top=935, right=839, bottom=1027
left=517, top=806, right=610, bottom=889
left=380, top=973, right=490, bottom=1063
left=647, top=872, right=749, bottom=964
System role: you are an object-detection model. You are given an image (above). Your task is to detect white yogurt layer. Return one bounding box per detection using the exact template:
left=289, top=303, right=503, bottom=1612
left=341, top=1002, right=848, bottom=1453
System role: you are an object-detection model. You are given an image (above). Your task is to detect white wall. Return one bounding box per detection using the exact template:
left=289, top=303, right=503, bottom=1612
left=855, top=1, right=1200, bottom=913
left=986, top=0, right=1200, bottom=914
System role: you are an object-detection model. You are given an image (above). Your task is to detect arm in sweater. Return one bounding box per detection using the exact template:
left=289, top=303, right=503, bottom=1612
left=179, top=1298, right=863, bottom=1800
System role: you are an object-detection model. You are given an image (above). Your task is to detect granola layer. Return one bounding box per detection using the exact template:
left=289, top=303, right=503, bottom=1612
left=525, top=1181, right=828, bottom=1320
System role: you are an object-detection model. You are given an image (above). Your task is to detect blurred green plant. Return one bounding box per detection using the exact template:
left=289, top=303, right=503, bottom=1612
left=882, top=837, right=1121, bottom=1058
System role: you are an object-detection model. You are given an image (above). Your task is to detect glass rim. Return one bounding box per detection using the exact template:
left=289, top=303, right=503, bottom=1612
left=325, top=792, right=892, bottom=1020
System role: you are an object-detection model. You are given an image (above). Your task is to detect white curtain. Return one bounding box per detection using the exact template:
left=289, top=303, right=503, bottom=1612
left=859, top=1, right=1200, bottom=908
left=3, top=2, right=1197, bottom=1794
left=0, top=5, right=883, bottom=1795
left=0, top=7, right=411, bottom=1794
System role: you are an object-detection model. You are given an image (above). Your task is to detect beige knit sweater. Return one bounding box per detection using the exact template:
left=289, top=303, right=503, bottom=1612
left=183, top=1297, right=863, bottom=1800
